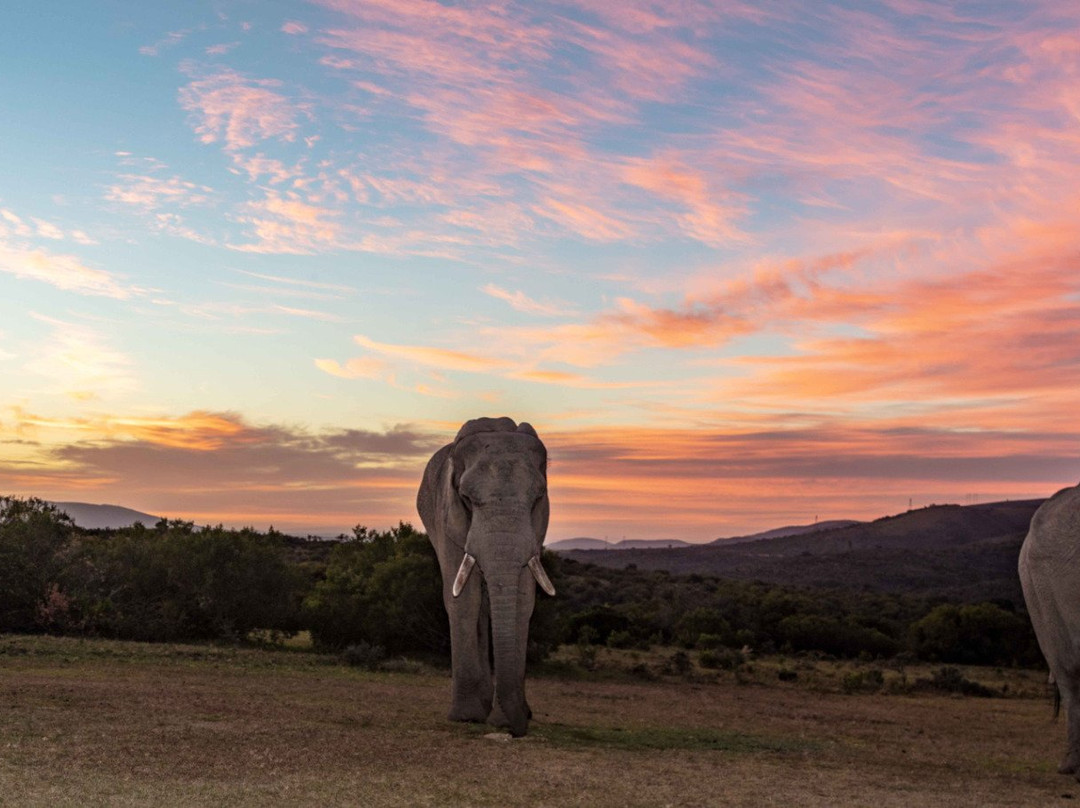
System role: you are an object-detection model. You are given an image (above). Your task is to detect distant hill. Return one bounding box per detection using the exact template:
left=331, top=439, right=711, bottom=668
left=52, top=502, right=163, bottom=530
left=561, top=499, right=1044, bottom=603
left=547, top=537, right=694, bottom=553
left=548, top=521, right=863, bottom=554
left=712, top=519, right=864, bottom=545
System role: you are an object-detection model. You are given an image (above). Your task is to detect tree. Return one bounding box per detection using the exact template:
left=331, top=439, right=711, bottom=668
left=304, top=523, right=448, bottom=655
left=909, top=602, right=1035, bottom=665
left=0, top=497, right=76, bottom=632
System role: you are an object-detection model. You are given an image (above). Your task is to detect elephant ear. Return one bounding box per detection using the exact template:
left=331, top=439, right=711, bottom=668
left=532, top=491, right=550, bottom=550
left=530, top=434, right=550, bottom=549
left=440, top=453, right=471, bottom=551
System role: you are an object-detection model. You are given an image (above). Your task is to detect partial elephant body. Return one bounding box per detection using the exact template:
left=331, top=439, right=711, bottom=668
left=417, top=417, right=554, bottom=737
left=1019, top=483, right=1080, bottom=777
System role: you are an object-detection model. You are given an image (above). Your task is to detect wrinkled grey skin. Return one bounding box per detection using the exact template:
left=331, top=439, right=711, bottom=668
left=1019, top=483, right=1080, bottom=778
left=417, top=417, right=552, bottom=737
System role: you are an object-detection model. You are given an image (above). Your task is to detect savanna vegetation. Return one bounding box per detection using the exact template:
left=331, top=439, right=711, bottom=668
left=0, top=495, right=1067, bottom=805
left=0, top=495, right=1042, bottom=669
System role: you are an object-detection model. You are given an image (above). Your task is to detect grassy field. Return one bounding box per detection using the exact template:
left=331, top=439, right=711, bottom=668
left=0, top=635, right=1071, bottom=807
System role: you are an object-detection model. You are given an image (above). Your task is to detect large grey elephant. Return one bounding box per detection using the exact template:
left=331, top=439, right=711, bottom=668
left=417, top=416, right=555, bottom=737
left=1019, top=482, right=1080, bottom=776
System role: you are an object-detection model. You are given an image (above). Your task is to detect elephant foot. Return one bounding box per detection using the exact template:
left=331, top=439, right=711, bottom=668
left=488, top=702, right=508, bottom=728
left=1059, top=749, right=1080, bottom=775
left=488, top=701, right=529, bottom=737
left=448, top=695, right=491, bottom=724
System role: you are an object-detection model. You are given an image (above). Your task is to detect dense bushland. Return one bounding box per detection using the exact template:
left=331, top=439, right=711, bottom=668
left=0, top=496, right=1042, bottom=667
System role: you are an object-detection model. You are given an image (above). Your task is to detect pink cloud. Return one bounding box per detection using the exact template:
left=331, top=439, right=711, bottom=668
left=229, top=192, right=341, bottom=253
left=106, top=174, right=214, bottom=209
left=179, top=69, right=303, bottom=151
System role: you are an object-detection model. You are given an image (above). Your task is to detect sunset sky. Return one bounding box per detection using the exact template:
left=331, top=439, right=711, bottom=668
left=2, top=0, right=1079, bottom=540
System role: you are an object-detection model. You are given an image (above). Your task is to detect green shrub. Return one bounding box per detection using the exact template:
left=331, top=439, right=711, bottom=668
left=777, top=614, right=898, bottom=659
left=607, top=629, right=635, bottom=649
left=0, top=497, right=76, bottom=633
left=67, top=523, right=303, bottom=642
left=342, top=641, right=386, bottom=669
left=699, top=648, right=744, bottom=670
left=664, top=650, right=693, bottom=676
left=304, top=523, right=448, bottom=655
left=913, top=666, right=995, bottom=697
left=841, top=669, right=884, bottom=694
left=909, top=603, right=1033, bottom=666
left=674, top=608, right=732, bottom=648
left=696, top=632, right=725, bottom=650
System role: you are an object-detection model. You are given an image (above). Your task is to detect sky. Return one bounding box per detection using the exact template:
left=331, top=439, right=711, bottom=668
left=1, top=0, right=1079, bottom=541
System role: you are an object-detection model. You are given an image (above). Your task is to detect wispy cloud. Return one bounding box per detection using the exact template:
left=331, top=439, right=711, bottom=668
left=229, top=191, right=341, bottom=253
left=0, top=241, right=131, bottom=299
left=26, top=315, right=137, bottom=400
left=106, top=174, right=214, bottom=210
left=179, top=68, right=305, bottom=151
left=481, top=283, right=569, bottom=316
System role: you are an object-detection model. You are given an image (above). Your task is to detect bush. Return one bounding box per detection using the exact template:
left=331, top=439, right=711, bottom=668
left=696, top=632, right=725, bottom=650
left=304, top=523, right=448, bottom=655
left=841, top=669, right=884, bottom=694
left=664, top=650, right=693, bottom=676
left=0, top=497, right=76, bottom=633
left=699, top=648, right=744, bottom=670
left=674, top=607, right=732, bottom=648
left=342, top=641, right=387, bottom=669
left=564, top=605, right=632, bottom=647
left=67, top=523, right=303, bottom=642
left=777, top=614, right=899, bottom=659
left=913, top=666, right=995, bottom=697
left=909, top=603, right=1034, bottom=666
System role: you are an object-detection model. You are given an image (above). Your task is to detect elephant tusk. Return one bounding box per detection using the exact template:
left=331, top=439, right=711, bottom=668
left=528, top=554, right=556, bottom=596
left=452, top=553, right=477, bottom=598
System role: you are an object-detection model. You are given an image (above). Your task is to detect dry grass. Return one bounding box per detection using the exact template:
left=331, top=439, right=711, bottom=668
left=0, top=635, right=1070, bottom=807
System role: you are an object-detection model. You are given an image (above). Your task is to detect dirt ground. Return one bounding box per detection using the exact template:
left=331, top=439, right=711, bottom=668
left=0, top=635, right=1071, bottom=807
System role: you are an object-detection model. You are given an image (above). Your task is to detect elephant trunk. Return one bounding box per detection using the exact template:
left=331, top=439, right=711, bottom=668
left=487, top=565, right=535, bottom=737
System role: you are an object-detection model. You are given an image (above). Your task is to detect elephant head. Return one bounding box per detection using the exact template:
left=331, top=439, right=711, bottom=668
left=417, top=416, right=554, bottom=737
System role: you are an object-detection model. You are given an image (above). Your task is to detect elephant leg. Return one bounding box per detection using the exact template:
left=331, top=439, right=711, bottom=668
left=446, top=580, right=493, bottom=723
left=1063, top=682, right=1080, bottom=776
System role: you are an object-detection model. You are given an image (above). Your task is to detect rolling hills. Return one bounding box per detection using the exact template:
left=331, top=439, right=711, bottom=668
left=559, top=499, right=1043, bottom=604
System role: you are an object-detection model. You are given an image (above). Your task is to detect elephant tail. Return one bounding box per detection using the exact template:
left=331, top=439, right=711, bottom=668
left=1054, top=682, right=1062, bottom=720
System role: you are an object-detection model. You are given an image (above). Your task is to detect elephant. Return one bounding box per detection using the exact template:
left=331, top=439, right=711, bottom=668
left=1019, top=482, right=1080, bottom=777
left=417, top=416, right=555, bottom=737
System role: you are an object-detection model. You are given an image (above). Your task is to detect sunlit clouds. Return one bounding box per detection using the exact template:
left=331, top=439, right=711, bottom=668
left=2, top=1, right=1080, bottom=537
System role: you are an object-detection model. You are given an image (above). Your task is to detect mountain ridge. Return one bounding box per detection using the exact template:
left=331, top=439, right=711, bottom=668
left=52, top=502, right=163, bottom=531
left=560, top=499, right=1044, bottom=603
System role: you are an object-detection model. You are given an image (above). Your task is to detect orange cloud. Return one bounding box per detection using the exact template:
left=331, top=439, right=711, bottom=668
left=353, top=334, right=505, bottom=373
left=0, top=410, right=443, bottom=535
left=481, top=284, right=568, bottom=316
